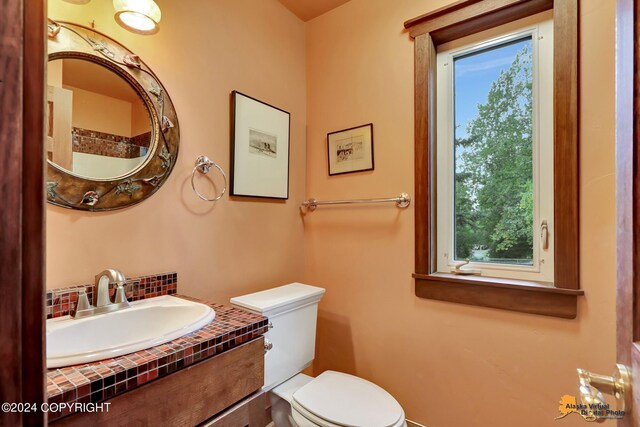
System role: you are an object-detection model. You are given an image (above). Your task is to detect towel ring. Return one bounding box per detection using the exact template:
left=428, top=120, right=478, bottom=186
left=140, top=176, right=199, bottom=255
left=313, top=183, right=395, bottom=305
left=191, top=155, right=227, bottom=202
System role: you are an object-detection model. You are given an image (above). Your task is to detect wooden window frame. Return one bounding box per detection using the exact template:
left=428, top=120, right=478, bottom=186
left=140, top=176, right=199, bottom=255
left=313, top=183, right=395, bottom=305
left=405, top=0, right=583, bottom=319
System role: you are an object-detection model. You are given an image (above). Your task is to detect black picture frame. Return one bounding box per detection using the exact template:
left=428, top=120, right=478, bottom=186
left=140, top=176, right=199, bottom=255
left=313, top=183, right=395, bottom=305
left=327, top=123, right=374, bottom=176
left=230, top=91, right=291, bottom=199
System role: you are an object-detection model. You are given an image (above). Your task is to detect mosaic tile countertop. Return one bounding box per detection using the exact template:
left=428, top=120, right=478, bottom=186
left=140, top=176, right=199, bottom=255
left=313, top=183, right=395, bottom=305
left=46, top=295, right=268, bottom=422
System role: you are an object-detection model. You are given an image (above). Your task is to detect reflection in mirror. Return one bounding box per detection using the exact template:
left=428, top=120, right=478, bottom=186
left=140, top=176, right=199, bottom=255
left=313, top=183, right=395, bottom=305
left=46, top=58, right=153, bottom=180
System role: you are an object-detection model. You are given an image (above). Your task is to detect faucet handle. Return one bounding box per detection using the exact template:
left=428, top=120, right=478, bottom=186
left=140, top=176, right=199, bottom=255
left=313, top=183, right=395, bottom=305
left=71, top=287, right=92, bottom=317
left=114, top=283, right=129, bottom=305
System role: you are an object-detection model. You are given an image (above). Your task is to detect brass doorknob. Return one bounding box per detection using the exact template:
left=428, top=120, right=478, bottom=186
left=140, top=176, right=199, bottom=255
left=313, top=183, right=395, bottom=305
left=576, top=364, right=631, bottom=422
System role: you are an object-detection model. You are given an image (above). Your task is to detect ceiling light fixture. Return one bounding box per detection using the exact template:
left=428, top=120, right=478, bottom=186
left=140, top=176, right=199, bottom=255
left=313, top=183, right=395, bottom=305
left=113, top=0, right=161, bottom=35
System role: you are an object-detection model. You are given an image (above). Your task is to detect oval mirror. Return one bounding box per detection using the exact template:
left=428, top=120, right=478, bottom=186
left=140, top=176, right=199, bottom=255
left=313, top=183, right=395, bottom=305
left=46, top=20, right=179, bottom=211
left=47, top=58, right=153, bottom=180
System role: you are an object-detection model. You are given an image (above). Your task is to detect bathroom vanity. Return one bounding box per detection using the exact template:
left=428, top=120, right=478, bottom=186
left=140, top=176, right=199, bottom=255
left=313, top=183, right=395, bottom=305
left=50, top=339, right=266, bottom=426
left=46, top=272, right=269, bottom=426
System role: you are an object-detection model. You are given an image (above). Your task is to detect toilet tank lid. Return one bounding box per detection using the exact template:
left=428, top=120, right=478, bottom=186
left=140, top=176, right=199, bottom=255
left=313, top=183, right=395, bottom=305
left=230, top=283, right=325, bottom=314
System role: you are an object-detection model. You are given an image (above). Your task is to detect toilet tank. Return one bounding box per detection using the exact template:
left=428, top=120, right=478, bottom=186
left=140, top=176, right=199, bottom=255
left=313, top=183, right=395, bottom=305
left=231, top=283, right=325, bottom=391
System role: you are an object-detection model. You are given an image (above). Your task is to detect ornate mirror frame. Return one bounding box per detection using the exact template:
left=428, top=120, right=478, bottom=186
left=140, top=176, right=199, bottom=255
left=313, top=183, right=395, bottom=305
left=46, top=20, right=179, bottom=211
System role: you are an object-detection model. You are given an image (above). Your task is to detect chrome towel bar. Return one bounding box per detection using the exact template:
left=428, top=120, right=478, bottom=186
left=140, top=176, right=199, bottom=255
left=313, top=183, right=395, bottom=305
left=301, top=193, right=411, bottom=212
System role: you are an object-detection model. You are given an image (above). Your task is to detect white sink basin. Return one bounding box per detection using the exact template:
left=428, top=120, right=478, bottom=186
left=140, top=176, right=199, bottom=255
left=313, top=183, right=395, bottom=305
left=46, top=295, right=215, bottom=368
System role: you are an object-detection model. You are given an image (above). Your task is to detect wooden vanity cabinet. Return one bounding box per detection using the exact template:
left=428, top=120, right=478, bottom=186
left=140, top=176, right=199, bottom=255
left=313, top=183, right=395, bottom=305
left=51, top=338, right=265, bottom=427
left=200, top=390, right=267, bottom=427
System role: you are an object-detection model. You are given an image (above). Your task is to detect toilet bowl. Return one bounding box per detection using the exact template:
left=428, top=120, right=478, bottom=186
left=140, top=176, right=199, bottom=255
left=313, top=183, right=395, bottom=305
left=231, top=283, right=407, bottom=427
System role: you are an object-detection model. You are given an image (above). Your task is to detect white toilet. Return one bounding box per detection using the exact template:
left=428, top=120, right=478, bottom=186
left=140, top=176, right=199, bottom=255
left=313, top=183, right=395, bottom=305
left=231, top=283, right=407, bottom=427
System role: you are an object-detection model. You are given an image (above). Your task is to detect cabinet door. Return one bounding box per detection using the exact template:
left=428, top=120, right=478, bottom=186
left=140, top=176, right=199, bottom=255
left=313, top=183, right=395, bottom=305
left=201, top=391, right=267, bottom=427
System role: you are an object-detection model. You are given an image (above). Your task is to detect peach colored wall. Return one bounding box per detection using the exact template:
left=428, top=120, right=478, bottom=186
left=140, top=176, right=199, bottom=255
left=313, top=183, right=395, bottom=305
left=66, top=85, right=132, bottom=136
left=304, top=0, right=616, bottom=426
left=46, top=0, right=307, bottom=304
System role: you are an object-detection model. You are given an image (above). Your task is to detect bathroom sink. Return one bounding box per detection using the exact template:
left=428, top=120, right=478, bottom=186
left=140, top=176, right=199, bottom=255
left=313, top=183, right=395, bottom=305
left=46, top=295, right=215, bottom=368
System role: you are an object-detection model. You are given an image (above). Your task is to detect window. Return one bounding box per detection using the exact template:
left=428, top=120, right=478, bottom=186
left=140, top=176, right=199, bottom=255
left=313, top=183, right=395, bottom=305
left=404, top=0, right=582, bottom=319
left=436, top=20, right=554, bottom=282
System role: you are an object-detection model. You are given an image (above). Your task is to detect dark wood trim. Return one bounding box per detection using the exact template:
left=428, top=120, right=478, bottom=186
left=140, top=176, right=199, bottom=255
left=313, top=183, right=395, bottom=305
left=553, top=0, right=580, bottom=289
left=409, top=0, right=581, bottom=316
left=615, top=1, right=640, bottom=423
left=23, top=1, right=47, bottom=425
left=615, top=0, right=638, bottom=361
left=0, top=0, right=46, bottom=425
left=414, top=273, right=584, bottom=295
left=404, top=0, right=484, bottom=29
left=415, top=276, right=580, bottom=318
left=0, top=2, right=25, bottom=423
left=404, top=0, right=553, bottom=42
left=414, top=33, right=437, bottom=275
left=53, top=338, right=264, bottom=427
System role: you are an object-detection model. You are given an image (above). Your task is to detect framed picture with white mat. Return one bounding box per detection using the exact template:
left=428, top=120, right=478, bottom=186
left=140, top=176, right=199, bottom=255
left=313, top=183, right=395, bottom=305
left=230, top=91, right=290, bottom=199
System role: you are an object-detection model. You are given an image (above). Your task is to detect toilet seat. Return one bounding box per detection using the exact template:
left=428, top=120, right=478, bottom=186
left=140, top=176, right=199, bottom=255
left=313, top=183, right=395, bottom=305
left=291, top=400, right=406, bottom=427
left=290, top=371, right=405, bottom=427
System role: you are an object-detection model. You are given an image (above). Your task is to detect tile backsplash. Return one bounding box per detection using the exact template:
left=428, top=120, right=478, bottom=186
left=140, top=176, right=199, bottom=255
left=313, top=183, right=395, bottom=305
left=72, top=127, right=151, bottom=159
left=46, top=272, right=177, bottom=319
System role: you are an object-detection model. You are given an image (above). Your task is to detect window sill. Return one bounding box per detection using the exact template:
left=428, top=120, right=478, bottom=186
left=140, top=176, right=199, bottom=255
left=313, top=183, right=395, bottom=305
left=413, top=273, right=584, bottom=319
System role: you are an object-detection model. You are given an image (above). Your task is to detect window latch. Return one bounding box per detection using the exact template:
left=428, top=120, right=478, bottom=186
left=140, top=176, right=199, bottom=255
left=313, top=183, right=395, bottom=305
left=541, top=219, right=549, bottom=250
left=452, top=259, right=481, bottom=276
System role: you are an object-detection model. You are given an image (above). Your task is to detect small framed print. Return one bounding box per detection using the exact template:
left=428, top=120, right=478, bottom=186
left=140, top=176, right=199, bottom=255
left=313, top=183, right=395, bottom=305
left=230, top=91, right=290, bottom=199
left=327, top=123, right=374, bottom=176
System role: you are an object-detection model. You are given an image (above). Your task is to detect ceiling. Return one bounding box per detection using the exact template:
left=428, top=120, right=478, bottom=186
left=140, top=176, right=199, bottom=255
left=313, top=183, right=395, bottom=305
left=277, top=0, right=352, bottom=22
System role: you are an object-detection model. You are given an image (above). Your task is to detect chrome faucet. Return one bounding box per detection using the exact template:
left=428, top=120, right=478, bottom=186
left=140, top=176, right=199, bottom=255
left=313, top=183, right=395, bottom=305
left=72, top=268, right=130, bottom=319
left=95, top=269, right=125, bottom=307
